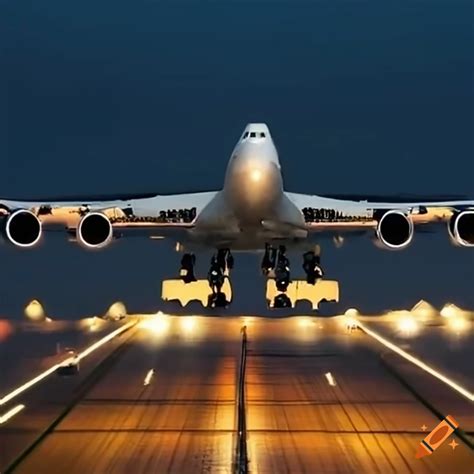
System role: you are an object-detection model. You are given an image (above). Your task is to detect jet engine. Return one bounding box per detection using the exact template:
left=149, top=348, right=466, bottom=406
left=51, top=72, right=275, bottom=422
left=77, top=212, right=113, bottom=248
left=375, top=210, right=414, bottom=249
left=448, top=210, right=474, bottom=247
left=3, top=209, right=42, bottom=247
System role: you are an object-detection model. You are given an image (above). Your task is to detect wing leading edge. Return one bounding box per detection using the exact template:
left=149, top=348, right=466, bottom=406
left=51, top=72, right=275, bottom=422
left=287, top=192, right=474, bottom=248
left=0, top=191, right=219, bottom=247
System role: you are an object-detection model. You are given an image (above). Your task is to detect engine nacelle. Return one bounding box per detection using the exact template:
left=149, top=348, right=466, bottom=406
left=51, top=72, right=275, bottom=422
left=3, top=210, right=42, bottom=247
left=376, top=210, right=414, bottom=250
left=448, top=210, right=474, bottom=247
left=77, top=212, right=113, bottom=248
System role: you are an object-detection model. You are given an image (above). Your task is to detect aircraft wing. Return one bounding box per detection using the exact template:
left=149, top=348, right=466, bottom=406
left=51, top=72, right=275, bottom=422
left=0, top=191, right=219, bottom=247
left=286, top=192, right=474, bottom=248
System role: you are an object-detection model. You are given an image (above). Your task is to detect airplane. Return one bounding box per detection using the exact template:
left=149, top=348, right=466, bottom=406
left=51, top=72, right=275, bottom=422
left=1, top=123, right=473, bottom=307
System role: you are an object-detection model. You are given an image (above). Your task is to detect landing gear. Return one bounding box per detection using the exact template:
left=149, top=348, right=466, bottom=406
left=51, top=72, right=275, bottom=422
left=207, top=248, right=233, bottom=308
left=261, top=243, right=277, bottom=276
left=263, top=244, right=292, bottom=307
left=302, top=247, right=323, bottom=284
left=274, top=245, right=291, bottom=292
left=180, top=253, right=197, bottom=283
left=273, top=293, right=292, bottom=308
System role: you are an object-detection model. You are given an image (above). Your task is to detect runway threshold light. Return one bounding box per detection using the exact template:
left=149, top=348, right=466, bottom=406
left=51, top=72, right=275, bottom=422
left=447, top=316, right=469, bottom=335
left=397, top=315, right=419, bottom=335
left=440, top=303, right=462, bottom=319
left=139, top=312, right=170, bottom=335
left=180, top=316, right=197, bottom=333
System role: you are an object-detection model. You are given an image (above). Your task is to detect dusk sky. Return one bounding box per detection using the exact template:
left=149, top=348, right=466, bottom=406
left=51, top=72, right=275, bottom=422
left=1, top=1, right=473, bottom=318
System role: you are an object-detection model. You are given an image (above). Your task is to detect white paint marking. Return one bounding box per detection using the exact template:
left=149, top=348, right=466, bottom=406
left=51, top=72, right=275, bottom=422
left=325, top=372, right=337, bottom=387
left=0, top=404, right=25, bottom=424
left=0, top=321, right=136, bottom=406
left=357, top=321, right=474, bottom=403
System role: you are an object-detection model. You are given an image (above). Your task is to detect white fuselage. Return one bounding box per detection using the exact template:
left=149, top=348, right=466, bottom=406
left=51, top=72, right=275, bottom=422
left=192, top=123, right=306, bottom=249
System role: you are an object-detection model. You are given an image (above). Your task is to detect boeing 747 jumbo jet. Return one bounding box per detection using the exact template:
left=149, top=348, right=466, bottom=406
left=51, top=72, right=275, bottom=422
left=1, top=123, right=473, bottom=308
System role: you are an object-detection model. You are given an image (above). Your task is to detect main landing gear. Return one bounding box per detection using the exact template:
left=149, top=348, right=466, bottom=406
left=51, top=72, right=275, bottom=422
left=180, top=253, right=197, bottom=283
left=207, top=248, right=233, bottom=308
left=177, top=249, right=233, bottom=308
left=263, top=243, right=325, bottom=309
left=262, top=244, right=292, bottom=308
left=302, top=246, right=324, bottom=284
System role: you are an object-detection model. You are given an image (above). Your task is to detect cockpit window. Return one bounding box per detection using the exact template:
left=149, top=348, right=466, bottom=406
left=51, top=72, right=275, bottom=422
left=250, top=132, right=257, bottom=138
left=243, top=132, right=249, bottom=139
left=260, top=132, right=266, bottom=138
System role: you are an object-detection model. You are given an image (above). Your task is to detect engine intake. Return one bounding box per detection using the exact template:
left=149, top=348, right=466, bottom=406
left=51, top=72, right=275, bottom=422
left=77, top=212, right=113, bottom=248
left=449, top=211, right=474, bottom=247
left=376, top=210, right=413, bottom=249
left=5, top=210, right=42, bottom=247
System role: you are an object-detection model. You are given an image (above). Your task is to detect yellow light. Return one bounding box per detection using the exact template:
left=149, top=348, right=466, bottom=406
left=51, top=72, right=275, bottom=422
left=181, top=316, right=196, bottom=333
left=250, top=168, right=262, bottom=182
left=357, top=321, right=474, bottom=402
left=24, top=299, right=45, bottom=321
left=447, top=316, right=469, bottom=334
left=298, top=317, right=313, bottom=328
left=397, top=315, right=418, bottom=335
left=242, top=316, right=255, bottom=326
left=440, top=303, right=459, bottom=318
left=139, top=313, right=170, bottom=335
left=344, top=308, right=359, bottom=318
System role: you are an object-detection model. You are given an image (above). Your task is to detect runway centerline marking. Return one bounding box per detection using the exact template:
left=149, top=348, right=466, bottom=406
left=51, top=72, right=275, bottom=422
left=325, top=372, right=337, bottom=387
left=357, top=321, right=474, bottom=403
left=0, top=320, right=136, bottom=407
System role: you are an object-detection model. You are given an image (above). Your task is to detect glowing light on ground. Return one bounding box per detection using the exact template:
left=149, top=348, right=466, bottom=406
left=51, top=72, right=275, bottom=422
left=397, top=315, right=419, bottom=335
left=24, top=299, right=46, bottom=321
left=180, top=316, right=196, bottom=333
left=0, top=320, right=136, bottom=406
left=447, top=316, right=470, bottom=334
left=242, top=317, right=255, bottom=327
left=357, top=321, right=474, bottom=402
left=139, top=312, right=170, bottom=335
left=0, top=404, right=25, bottom=425
left=298, top=317, right=313, bottom=328
left=440, top=303, right=464, bottom=319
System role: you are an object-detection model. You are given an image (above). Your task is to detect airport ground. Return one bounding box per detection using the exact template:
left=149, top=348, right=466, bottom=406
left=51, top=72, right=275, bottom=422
left=0, top=315, right=473, bottom=473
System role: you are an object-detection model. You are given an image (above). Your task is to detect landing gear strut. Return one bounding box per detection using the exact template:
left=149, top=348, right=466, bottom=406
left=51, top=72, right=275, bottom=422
left=302, top=247, right=323, bottom=284
left=207, top=248, right=233, bottom=308
left=180, top=253, right=197, bottom=283
left=263, top=244, right=292, bottom=308
left=274, top=245, right=291, bottom=292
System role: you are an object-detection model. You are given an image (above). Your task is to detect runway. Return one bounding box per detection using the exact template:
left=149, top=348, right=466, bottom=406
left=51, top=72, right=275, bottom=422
left=1, top=316, right=473, bottom=473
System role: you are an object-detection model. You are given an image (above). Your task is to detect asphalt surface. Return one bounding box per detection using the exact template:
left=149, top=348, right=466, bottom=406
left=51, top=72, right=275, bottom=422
left=1, top=316, right=473, bottom=473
